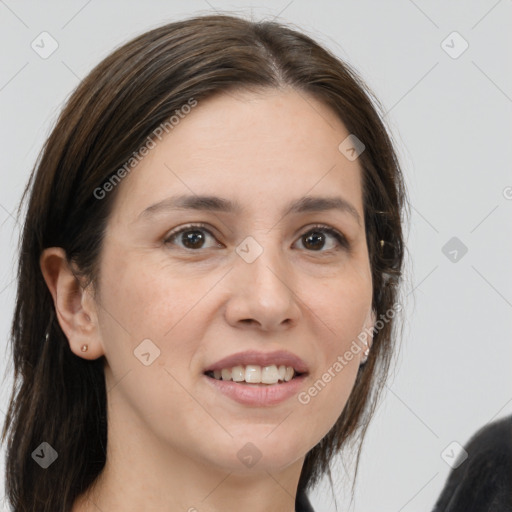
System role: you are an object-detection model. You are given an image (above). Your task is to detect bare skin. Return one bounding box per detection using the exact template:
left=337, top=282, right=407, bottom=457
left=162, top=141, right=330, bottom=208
left=41, top=87, right=375, bottom=512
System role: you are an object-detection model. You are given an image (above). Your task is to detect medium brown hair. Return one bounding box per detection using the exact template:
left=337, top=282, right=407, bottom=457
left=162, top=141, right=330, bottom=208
left=1, top=13, right=408, bottom=511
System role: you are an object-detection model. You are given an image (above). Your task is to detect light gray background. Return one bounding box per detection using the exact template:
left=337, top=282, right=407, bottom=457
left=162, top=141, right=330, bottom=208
left=1, top=1, right=511, bottom=511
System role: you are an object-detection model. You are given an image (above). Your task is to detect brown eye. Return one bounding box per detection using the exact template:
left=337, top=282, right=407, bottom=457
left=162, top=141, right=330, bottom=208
left=164, top=224, right=220, bottom=250
left=164, top=223, right=349, bottom=253
left=296, top=225, right=349, bottom=252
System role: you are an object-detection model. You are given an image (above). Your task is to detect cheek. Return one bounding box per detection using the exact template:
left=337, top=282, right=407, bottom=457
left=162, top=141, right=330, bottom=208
left=298, top=363, right=360, bottom=446
left=294, top=332, right=363, bottom=447
left=97, top=253, right=226, bottom=419
left=98, top=250, right=203, bottom=345
left=304, top=262, right=372, bottom=346
left=96, top=257, right=212, bottom=441
left=294, top=267, right=371, bottom=435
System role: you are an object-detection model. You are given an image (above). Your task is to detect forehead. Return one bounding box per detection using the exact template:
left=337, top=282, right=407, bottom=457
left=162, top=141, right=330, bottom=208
left=110, top=88, right=365, bottom=223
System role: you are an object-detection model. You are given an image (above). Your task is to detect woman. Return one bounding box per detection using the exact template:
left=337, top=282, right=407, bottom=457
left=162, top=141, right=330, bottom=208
left=1, top=14, right=407, bottom=512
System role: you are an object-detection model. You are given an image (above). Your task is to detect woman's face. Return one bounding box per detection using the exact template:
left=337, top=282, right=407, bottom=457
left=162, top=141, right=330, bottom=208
left=92, top=88, right=373, bottom=475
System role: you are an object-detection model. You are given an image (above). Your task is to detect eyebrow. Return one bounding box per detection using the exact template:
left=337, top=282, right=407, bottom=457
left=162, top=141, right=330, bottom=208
left=137, top=194, right=362, bottom=225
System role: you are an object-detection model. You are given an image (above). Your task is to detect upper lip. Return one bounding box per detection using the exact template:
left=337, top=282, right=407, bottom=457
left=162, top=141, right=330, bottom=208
left=204, top=350, right=309, bottom=374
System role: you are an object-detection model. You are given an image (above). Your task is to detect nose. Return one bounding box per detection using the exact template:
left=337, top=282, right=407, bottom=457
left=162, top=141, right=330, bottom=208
left=223, top=241, right=302, bottom=332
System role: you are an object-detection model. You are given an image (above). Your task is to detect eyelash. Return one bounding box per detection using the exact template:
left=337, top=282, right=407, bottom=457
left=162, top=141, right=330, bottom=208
left=163, top=223, right=349, bottom=253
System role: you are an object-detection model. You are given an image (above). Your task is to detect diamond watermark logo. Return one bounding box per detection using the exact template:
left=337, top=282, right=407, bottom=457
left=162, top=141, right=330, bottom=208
left=441, top=441, right=468, bottom=469
left=31, top=32, right=59, bottom=59
left=442, top=236, right=468, bottom=263
left=338, top=134, right=366, bottom=161
left=134, top=338, right=161, bottom=366
left=236, top=236, right=264, bottom=263
left=441, top=31, right=469, bottom=59
left=237, top=442, right=262, bottom=468
left=31, top=441, right=58, bottom=468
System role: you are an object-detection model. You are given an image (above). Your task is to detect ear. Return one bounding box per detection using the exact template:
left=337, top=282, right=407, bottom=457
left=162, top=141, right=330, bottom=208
left=39, top=247, right=104, bottom=360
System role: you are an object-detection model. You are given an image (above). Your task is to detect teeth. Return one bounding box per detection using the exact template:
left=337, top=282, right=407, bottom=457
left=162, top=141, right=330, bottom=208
left=245, top=365, right=261, bottom=383
left=208, top=364, right=298, bottom=384
left=232, top=366, right=244, bottom=382
left=261, top=365, right=279, bottom=384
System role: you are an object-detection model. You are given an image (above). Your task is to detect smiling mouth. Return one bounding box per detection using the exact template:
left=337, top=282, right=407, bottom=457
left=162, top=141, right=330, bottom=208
left=204, top=364, right=305, bottom=385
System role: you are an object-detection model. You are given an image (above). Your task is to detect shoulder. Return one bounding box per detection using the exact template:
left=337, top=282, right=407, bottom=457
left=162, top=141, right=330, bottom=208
left=432, top=414, right=512, bottom=512
left=466, top=414, right=512, bottom=452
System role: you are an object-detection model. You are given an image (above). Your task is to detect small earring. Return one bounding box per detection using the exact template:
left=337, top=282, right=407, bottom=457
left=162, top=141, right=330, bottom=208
left=359, top=338, right=369, bottom=364
left=81, top=344, right=89, bottom=352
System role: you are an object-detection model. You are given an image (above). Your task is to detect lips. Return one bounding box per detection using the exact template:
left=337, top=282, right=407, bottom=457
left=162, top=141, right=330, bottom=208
left=203, top=349, right=309, bottom=375
left=203, top=350, right=309, bottom=406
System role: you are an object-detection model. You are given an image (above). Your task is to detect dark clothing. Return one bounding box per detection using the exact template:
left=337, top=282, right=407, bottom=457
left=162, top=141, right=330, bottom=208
left=296, top=489, right=315, bottom=512
left=432, top=414, right=512, bottom=512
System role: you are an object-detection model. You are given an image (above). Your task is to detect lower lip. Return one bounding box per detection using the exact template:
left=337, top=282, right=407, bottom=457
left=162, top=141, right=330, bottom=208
left=203, top=374, right=308, bottom=406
